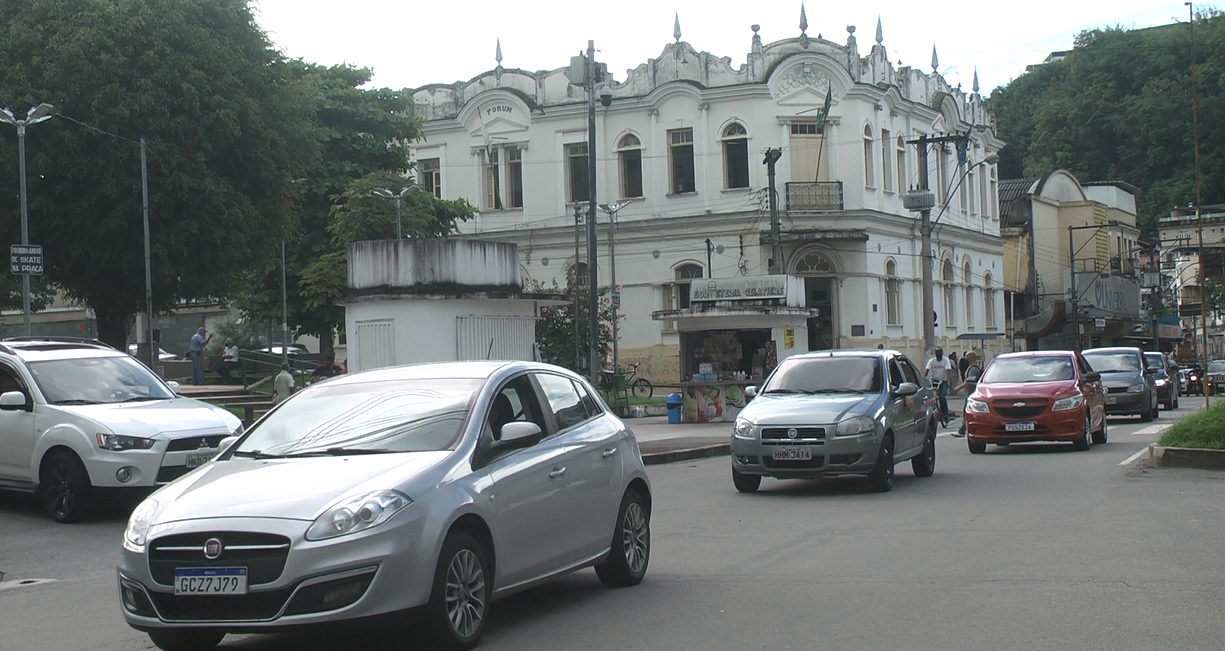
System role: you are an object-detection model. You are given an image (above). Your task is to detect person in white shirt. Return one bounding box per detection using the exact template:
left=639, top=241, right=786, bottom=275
left=215, top=338, right=241, bottom=382
left=273, top=363, right=295, bottom=404
left=925, top=347, right=955, bottom=423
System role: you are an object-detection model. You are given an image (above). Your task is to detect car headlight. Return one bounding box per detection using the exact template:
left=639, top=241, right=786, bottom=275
left=835, top=416, right=875, bottom=436
left=1051, top=393, right=1085, bottom=411
left=124, top=498, right=158, bottom=549
left=1154, top=378, right=1168, bottom=387
left=305, top=490, right=411, bottom=541
left=1127, top=383, right=1145, bottom=393
left=230, top=422, right=244, bottom=436
left=733, top=417, right=756, bottom=439
left=96, top=433, right=156, bottom=451
left=965, top=398, right=990, bottom=414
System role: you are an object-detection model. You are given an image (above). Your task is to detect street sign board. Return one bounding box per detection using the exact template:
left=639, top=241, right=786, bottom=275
left=611, top=291, right=621, bottom=306
left=1094, top=317, right=1106, bottom=332
left=10, top=244, right=43, bottom=275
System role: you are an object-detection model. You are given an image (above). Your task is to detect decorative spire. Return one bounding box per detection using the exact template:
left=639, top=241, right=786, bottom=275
left=972, top=67, right=980, bottom=93
left=799, top=2, right=808, bottom=34
left=673, top=12, right=682, bottom=42
left=495, top=38, right=503, bottom=66
left=875, top=16, right=883, bottom=44
left=931, top=44, right=939, bottom=72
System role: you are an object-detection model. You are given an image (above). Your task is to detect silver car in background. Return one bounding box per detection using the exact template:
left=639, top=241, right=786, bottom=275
left=730, top=350, right=938, bottom=493
left=117, top=361, right=652, bottom=651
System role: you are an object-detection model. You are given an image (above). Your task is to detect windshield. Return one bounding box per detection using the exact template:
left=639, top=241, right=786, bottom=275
left=1208, top=361, right=1225, bottom=373
left=234, top=378, right=479, bottom=456
left=762, top=356, right=882, bottom=394
left=28, top=355, right=174, bottom=404
left=1082, top=351, right=1139, bottom=373
left=980, top=356, right=1075, bottom=384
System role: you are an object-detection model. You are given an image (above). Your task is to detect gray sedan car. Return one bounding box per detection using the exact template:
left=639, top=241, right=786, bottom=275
left=730, top=350, right=938, bottom=493
left=117, top=361, right=651, bottom=651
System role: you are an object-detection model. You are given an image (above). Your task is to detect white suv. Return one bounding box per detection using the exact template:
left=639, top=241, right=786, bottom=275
left=0, top=338, right=242, bottom=522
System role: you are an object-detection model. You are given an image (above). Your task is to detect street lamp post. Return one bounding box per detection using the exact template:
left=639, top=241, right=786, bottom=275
left=372, top=185, right=420, bottom=240
left=599, top=200, right=629, bottom=376
left=0, top=103, right=55, bottom=336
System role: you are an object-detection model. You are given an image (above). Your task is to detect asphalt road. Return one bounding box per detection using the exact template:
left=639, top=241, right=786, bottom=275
left=2, top=404, right=1224, bottom=651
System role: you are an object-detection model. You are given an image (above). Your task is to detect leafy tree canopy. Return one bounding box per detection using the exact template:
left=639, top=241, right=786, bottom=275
left=0, top=0, right=317, bottom=346
left=986, top=10, right=1225, bottom=235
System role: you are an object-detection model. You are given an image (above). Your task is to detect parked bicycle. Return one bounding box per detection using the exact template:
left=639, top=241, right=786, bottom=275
left=600, top=361, right=654, bottom=399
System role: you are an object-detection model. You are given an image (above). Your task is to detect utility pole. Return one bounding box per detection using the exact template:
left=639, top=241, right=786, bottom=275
left=1189, top=2, right=1209, bottom=406
left=1069, top=226, right=1081, bottom=353
left=763, top=148, right=783, bottom=273
left=585, top=39, right=600, bottom=383
left=573, top=203, right=582, bottom=372
left=140, top=137, right=154, bottom=362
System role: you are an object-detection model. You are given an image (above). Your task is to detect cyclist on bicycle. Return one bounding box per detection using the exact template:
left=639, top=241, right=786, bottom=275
left=925, top=347, right=955, bottom=426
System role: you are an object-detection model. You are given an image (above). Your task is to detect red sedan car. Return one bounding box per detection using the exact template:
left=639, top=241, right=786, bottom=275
left=964, top=351, right=1107, bottom=453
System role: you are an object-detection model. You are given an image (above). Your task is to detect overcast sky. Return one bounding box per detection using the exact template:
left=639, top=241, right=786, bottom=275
left=252, top=1, right=1209, bottom=97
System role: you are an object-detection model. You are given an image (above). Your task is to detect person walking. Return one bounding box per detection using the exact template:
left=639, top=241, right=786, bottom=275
left=959, top=351, right=971, bottom=384
left=948, top=351, right=961, bottom=382
left=925, top=347, right=955, bottom=425
left=273, top=362, right=295, bottom=404
left=952, top=351, right=983, bottom=437
left=188, top=327, right=213, bottom=385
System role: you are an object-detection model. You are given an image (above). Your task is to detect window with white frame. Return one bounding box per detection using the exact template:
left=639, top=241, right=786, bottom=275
left=885, top=259, right=900, bottom=325
left=896, top=136, right=907, bottom=192
left=880, top=128, right=892, bottom=192
left=723, top=123, right=750, bottom=189
left=984, top=272, right=997, bottom=329
left=979, top=165, right=989, bottom=217
left=668, top=129, right=696, bottom=194
left=507, top=147, right=523, bottom=208
left=569, top=261, right=589, bottom=287
left=863, top=126, right=875, bottom=187
left=938, top=146, right=950, bottom=205
left=958, top=164, right=968, bottom=213
left=482, top=148, right=501, bottom=210
left=963, top=261, right=974, bottom=328
left=942, top=259, right=956, bottom=326
left=967, top=167, right=977, bottom=216
left=988, top=167, right=998, bottom=219
left=618, top=134, right=643, bottom=198
left=567, top=143, right=590, bottom=203
left=419, top=158, right=441, bottom=198
left=661, top=263, right=704, bottom=331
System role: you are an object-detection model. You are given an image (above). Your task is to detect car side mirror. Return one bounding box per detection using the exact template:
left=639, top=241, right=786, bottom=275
left=0, top=390, right=29, bottom=412
left=1145, top=366, right=1159, bottom=374
left=497, top=421, right=543, bottom=451
left=166, top=381, right=181, bottom=395
left=895, top=382, right=920, bottom=397
left=744, top=386, right=758, bottom=399
left=218, top=435, right=239, bottom=453
left=1084, top=372, right=1101, bottom=382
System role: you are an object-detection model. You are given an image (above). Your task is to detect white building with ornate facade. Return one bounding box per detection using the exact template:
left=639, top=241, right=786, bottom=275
left=408, top=12, right=1006, bottom=383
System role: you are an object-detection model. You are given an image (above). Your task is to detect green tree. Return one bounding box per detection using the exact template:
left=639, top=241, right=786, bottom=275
left=296, top=169, right=477, bottom=312
left=986, top=10, right=1225, bottom=235
left=236, top=64, right=421, bottom=355
left=0, top=0, right=316, bottom=346
left=528, top=271, right=619, bottom=375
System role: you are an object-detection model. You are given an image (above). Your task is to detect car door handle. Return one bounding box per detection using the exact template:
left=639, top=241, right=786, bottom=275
left=549, top=467, right=566, bottom=479
left=603, top=448, right=618, bottom=459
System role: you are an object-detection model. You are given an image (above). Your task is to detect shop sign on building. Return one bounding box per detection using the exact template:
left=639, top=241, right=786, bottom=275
left=690, top=275, right=800, bottom=304
left=1072, top=272, right=1141, bottom=317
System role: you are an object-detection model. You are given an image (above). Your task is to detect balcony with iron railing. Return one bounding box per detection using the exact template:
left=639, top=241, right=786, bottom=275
left=785, top=181, right=844, bottom=212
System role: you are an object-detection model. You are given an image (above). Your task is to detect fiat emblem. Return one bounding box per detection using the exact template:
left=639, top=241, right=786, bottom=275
left=203, top=538, right=223, bottom=560
left=786, top=428, right=798, bottom=439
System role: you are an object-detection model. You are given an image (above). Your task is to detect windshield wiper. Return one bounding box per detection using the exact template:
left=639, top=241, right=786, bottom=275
left=762, top=388, right=814, bottom=395
left=51, top=399, right=102, bottom=405
left=283, top=447, right=397, bottom=457
left=120, top=396, right=163, bottom=403
left=231, top=450, right=285, bottom=459
left=808, top=388, right=862, bottom=394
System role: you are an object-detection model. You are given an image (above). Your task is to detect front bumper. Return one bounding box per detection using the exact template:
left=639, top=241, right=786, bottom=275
left=86, top=435, right=231, bottom=488
left=731, top=430, right=882, bottom=479
left=117, top=511, right=433, bottom=631
left=965, top=408, right=1085, bottom=444
left=1102, top=390, right=1148, bottom=415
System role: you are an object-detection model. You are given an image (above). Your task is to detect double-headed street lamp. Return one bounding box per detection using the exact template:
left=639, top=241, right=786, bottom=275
left=599, top=200, right=630, bottom=376
left=0, top=103, right=55, bottom=336
left=372, top=185, right=420, bottom=240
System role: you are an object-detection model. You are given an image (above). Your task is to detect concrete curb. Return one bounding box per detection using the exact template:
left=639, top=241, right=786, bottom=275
left=641, top=444, right=730, bottom=466
left=1148, top=444, right=1225, bottom=470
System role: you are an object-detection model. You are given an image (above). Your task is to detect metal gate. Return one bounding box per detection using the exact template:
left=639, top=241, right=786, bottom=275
left=456, top=316, right=536, bottom=361
left=354, top=319, right=396, bottom=372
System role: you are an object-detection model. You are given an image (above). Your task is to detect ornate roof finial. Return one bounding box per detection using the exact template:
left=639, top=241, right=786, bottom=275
left=673, top=12, right=682, bottom=42
left=799, top=2, right=808, bottom=34
left=875, top=16, right=883, bottom=44
left=751, top=24, right=762, bottom=51
left=495, top=38, right=503, bottom=66
left=972, top=67, right=980, bottom=93
left=931, top=44, right=939, bottom=72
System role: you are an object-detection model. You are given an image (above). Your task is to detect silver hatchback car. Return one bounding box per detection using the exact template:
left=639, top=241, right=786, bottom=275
left=117, top=361, right=652, bottom=651
left=730, top=350, right=938, bottom=493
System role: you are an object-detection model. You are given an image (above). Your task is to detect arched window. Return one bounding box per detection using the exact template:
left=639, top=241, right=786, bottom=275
left=942, top=259, right=956, bottom=326
left=794, top=250, right=834, bottom=274
left=896, top=136, right=907, bottom=192
left=569, top=261, right=589, bottom=287
left=618, top=133, right=643, bottom=198
left=984, top=272, right=997, bottom=329
left=863, top=126, right=875, bottom=188
left=885, top=259, right=900, bottom=325
left=963, top=261, right=974, bottom=329
left=662, top=262, right=705, bottom=333
left=722, top=123, right=750, bottom=189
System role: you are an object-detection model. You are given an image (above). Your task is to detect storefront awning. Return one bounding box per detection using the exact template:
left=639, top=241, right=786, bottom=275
left=652, top=305, right=818, bottom=332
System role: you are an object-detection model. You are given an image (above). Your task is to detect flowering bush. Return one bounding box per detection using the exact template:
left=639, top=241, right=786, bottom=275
left=527, top=271, right=620, bottom=375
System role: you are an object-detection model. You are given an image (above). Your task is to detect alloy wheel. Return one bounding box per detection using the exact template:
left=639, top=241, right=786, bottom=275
left=444, top=549, right=486, bottom=639
left=622, top=502, right=649, bottom=574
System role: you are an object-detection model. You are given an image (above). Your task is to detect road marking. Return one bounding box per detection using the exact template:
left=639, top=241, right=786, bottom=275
left=1130, top=424, right=1171, bottom=436
left=1119, top=446, right=1151, bottom=466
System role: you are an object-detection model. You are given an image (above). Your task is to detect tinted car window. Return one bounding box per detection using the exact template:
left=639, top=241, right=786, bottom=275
left=536, top=373, right=590, bottom=431
left=1082, top=351, right=1140, bottom=372
left=1144, top=353, right=1166, bottom=371
left=888, top=360, right=904, bottom=388
left=763, top=356, right=883, bottom=393
left=1207, top=360, right=1225, bottom=373
left=980, top=356, right=1075, bottom=383
left=899, top=357, right=921, bottom=385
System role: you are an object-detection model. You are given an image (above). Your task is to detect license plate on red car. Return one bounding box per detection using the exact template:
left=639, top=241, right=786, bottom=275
left=1004, top=421, right=1035, bottom=432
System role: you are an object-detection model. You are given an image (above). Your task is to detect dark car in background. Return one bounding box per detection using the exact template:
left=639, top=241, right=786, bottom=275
left=1144, top=352, right=1179, bottom=410
left=1081, top=347, right=1158, bottom=422
left=1206, top=360, right=1225, bottom=395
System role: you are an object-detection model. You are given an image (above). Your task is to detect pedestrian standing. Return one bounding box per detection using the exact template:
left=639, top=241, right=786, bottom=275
left=952, top=351, right=982, bottom=438
left=958, top=351, right=971, bottom=383
left=188, top=327, right=213, bottom=385
left=273, top=362, right=295, bottom=404
left=948, top=352, right=961, bottom=382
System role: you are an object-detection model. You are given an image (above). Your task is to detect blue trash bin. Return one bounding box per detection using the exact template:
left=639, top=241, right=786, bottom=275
left=666, top=392, right=683, bottom=424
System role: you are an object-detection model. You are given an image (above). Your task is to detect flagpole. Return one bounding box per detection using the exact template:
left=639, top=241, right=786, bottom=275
left=812, top=85, right=833, bottom=183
